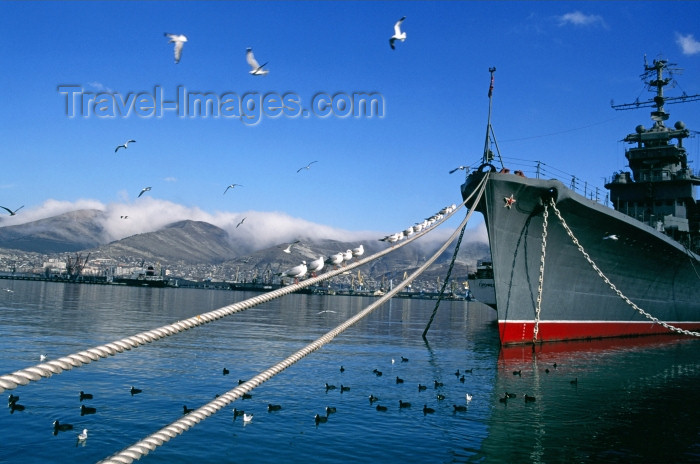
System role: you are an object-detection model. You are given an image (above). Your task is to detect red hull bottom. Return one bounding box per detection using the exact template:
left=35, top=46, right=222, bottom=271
left=499, top=320, right=700, bottom=345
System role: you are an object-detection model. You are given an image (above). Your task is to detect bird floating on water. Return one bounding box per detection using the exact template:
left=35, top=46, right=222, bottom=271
left=297, top=161, right=318, bottom=173
left=246, top=48, right=268, bottom=75
left=453, top=404, right=467, bottom=412
left=77, top=428, right=88, bottom=442
left=423, top=404, right=435, bottom=414
left=224, top=184, right=243, bottom=194
left=268, top=404, right=282, bottom=412
left=80, top=404, right=96, bottom=416
left=79, top=391, right=93, bottom=401
left=315, top=413, right=328, bottom=424
left=243, top=413, right=253, bottom=423
left=40, top=353, right=47, bottom=362
left=183, top=405, right=194, bottom=414
left=138, top=187, right=151, bottom=198
left=466, top=393, right=473, bottom=402
left=53, top=420, right=73, bottom=433
left=389, top=16, right=407, bottom=50
left=0, top=205, right=23, bottom=216
left=130, top=386, right=142, bottom=395
left=115, top=140, right=136, bottom=152
left=164, top=33, right=187, bottom=64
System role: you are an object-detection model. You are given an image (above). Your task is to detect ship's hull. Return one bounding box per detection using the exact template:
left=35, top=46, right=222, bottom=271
left=113, top=277, right=168, bottom=288
left=462, top=170, right=700, bottom=345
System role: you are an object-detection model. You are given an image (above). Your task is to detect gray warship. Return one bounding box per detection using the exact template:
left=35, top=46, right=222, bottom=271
left=461, top=58, right=700, bottom=345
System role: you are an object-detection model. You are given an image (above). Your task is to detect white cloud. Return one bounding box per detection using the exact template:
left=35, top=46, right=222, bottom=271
left=676, top=33, right=700, bottom=55
left=557, top=11, right=605, bottom=27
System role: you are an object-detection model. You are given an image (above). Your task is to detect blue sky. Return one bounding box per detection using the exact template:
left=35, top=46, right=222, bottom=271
left=1, top=1, right=700, bottom=249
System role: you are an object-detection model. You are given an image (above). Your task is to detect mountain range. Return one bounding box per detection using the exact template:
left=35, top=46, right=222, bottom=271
left=0, top=209, right=490, bottom=282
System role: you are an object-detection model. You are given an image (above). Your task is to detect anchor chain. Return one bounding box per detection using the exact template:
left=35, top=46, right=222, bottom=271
left=549, top=199, right=700, bottom=338
left=533, top=203, right=548, bottom=343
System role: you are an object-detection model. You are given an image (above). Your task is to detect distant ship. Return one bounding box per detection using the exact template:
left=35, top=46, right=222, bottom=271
left=467, top=260, right=496, bottom=308
left=461, top=59, right=700, bottom=345
left=114, top=265, right=168, bottom=288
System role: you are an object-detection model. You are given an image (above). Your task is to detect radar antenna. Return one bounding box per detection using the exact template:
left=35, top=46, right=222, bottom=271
left=611, top=58, right=700, bottom=115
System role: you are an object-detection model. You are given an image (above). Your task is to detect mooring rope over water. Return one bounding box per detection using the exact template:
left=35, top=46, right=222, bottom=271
left=97, top=176, right=486, bottom=464
left=422, top=174, right=488, bottom=338
left=0, top=174, right=487, bottom=394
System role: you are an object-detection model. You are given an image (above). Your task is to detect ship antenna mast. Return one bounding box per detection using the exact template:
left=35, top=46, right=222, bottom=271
left=611, top=57, right=700, bottom=116
left=482, top=67, right=504, bottom=167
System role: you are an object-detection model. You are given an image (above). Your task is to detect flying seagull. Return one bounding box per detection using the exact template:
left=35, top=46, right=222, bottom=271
left=282, top=240, right=300, bottom=254
left=449, top=166, right=468, bottom=174
left=246, top=48, right=269, bottom=75
left=115, top=140, right=136, bottom=152
left=224, top=184, right=243, bottom=194
left=236, top=217, right=246, bottom=228
left=138, top=187, right=151, bottom=198
left=164, top=33, right=188, bottom=64
left=389, top=16, right=406, bottom=50
left=297, top=161, right=318, bottom=173
left=0, top=205, right=24, bottom=216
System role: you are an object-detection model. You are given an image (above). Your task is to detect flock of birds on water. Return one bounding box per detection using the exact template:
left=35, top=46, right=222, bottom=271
left=274, top=203, right=457, bottom=283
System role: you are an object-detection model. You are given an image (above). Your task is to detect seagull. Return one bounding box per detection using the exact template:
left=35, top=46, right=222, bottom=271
left=389, top=16, right=406, bottom=50
left=297, top=161, right=318, bottom=173
left=352, top=244, right=364, bottom=259
left=40, top=353, right=47, bottom=362
left=138, top=187, right=151, bottom=198
left=243, top=413, right=253, bottom=423
left=236, top=217, right=246, bottom=228
left=449, top=166, right=468, bottom=174
left=603, top=233, right=619, bottom=241
left=115, top=140, right=136, bottom=152
left=379, top=232, right=402, bottom=244
left=246, top=48, right=269, bottom=75
left=281, top=240, right=300, bottom=254
left=164, top=33, right=188, bottom=64
left=224, top=184, right=243, bottom=194
left=279, top=261, right=307, bottom=283
left=342, top=250, right=353, bottom=263
left=77, top=428, right=88, bottom=442
left=466, top=393, right=473, bottom=402
left=307, top=256, right=325, bottom=277
left=0, top=205, right=23, bottom=216
left=325, top=253, right=344, bottom=268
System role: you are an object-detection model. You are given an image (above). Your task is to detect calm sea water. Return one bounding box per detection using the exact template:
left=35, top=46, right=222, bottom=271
left=0, top=280, right=698, bottom=463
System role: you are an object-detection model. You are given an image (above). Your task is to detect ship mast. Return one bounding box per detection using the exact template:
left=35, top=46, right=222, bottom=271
left=482, top=67, right=497, bottom=165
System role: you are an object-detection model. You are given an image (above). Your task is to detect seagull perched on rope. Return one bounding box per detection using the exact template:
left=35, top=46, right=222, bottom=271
left=307, top=256, right=325, bottom=277
left=164, top=33, right=188, bottom=64
left=224, top=184, right=243, bottom=194
left=389, top=16, right=406, bottom=50
left=115, top=140, right=136, bottom=152
left=297, top=161, right=318, bottom=173
left=449, top=166, right=468, bottom=174
left=278, top=261, right=307, bottom=284
left=246, top=48, right=269, bottom=75
left=325, top=252, right=344, bottom=268
left=138, top=187, right=151, bottom=198
left=352, top=244, right=364, bottom=259
left=0, top=205, right=24, bottom=216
